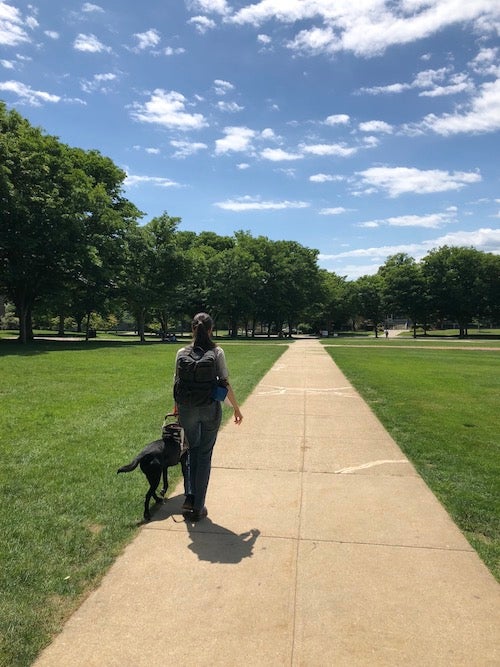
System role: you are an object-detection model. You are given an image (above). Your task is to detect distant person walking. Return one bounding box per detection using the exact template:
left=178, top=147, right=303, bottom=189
left=173, top=312, right=243, bottom=521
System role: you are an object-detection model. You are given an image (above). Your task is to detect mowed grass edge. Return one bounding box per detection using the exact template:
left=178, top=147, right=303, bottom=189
left=0, top=340, right=288, bottom=667
left=324, top=345, right=500, bottom=581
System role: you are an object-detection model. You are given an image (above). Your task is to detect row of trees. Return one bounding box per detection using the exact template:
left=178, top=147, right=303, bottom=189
left=1, top=102, right=499, bottom=342
left=324, top=248, right=500, bottom=338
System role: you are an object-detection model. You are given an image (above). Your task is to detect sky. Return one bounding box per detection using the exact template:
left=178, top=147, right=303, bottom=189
left=1, top=0, right=499, bottom=280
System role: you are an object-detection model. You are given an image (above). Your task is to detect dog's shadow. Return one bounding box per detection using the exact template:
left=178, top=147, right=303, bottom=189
left=151, top=494, right=261, bottom=564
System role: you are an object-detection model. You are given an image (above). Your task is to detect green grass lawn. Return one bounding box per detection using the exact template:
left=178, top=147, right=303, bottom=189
left=324, top=345, right=500, bottom=581
left=0, top=339, right=287, bottom=667
left=323, top=332, right=500, bottom=347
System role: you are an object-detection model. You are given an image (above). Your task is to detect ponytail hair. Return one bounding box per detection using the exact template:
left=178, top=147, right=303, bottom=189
left=191, top=312, right=216, bottom=350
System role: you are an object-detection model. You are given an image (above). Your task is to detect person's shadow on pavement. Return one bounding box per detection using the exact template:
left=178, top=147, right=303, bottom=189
left=150, top=494, right=260, bottom=563
left=185, top=519, right=260, bottom=564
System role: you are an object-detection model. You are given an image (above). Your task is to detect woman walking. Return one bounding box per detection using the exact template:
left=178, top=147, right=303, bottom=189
left=174, top=312, right=243, bottom=521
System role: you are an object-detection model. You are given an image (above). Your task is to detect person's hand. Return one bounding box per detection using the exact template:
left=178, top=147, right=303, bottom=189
left=233, top=408, right=243, bottom=425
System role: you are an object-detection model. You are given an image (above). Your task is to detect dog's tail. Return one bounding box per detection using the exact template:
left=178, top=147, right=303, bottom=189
left=117, top=458, right=140, bottom=474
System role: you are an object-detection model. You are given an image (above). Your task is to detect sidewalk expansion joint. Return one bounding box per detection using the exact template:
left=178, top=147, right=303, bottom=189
left=298, top=535, right=475, bottom=553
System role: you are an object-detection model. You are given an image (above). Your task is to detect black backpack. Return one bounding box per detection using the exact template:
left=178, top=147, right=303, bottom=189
left=174, top=346, right=217, bottom=407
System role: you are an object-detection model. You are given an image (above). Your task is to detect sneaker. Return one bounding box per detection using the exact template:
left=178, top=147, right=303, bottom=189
left=181, top=494, right=194, bottom=511
left=190, top=507, right=208, bottom=522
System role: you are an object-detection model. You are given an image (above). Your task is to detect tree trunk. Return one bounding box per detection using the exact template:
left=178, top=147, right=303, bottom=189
left=158, top=310, right=168, bottom=338
left=85, top=312, right=91, bottom=341
left=58, top=314, right=65, bottom=336
left=15, top=296, right=33, bottom=344
left=136, top=308, right=146, bottom=343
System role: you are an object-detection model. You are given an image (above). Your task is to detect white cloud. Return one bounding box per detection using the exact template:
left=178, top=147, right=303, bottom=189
left=358, top=221, right=380, bottom=228
left=25, top=15, right=38, bottom=30
left=301, top=142, right=357, bottom=157
left=286, top=25, right=337, bottom=55
left=237, top=162, right=250, bottom=169
left=257, top=33, right=271, bottom=44
left=215, top=126, right=256, bottom=154
left=189, top=0, right=230, bottom=15
left=44, top=30, right=59, bottom=39
left=260, top=147, right=302, bottom=161
left=1, top=58, right=14, bottom=68
left=319, top=207, right=348, bottom=215
left=357, top=166, right=481, bottom=197
left=214, top=196, right=309, bottom=211
left=132, top=29, right=161, bottom=51
left=412, top=67, right=448, bottom=89
left=0, top=2, right=29, bottom=46
left=360, top=82, right=410, bottom=95
left=170, top=139, right=208, bottom=158
left=321, top=228, right=500, bottom=263
left=471, top=47, right=499, bottom=76
left=217, top=101, right=244, bottom=112
left=0, top=79, right=60, bottom=105
left=324, top=114, right=350, bottom=125
left=73, top=33, right=111, bottom=53
left=278, top=167, right=297, bottom=178
left=163, top=46, right=185, bottom=56
left=384, top=213, right=454, bottom=228
left=360, top=66, right=474, bottom=98
left=309, top=173, right=345, bottom=183
left=81, top=72, right=117, bottom=94
left=213, top=79, right=234, bottom=95
left=359, top=212, right=457, bottom=229
left=82, top=3, right=104, bottom=12
left=418, top=72, right=473, bottom=98
left=428, top=228, right=500, bottom=253
left=229, top=1, right=500, bottom=58
left=188, top=15, right=216, bottom=33
left=130, top=89, right=207, bottom=130
left=124, top=174, right=180, bottom=188
left=358, top=120, right=393, bottom=133
left=419, top=79, right=500, bottom=135
left=260, top=127, right=277, bottom=140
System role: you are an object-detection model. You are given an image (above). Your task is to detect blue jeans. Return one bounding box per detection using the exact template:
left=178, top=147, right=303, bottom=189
left=178, top=402, right=222, bottom=511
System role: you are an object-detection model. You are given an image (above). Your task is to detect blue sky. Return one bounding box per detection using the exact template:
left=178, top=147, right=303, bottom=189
left=1, top=0, right=499, bottom=279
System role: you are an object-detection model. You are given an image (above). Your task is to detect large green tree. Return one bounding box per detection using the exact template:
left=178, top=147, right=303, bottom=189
left=378, top=253, right=430, bottom=338
left=275, top=240, right=322, bottom=335
left=315, top=270, right=354, bottom=333
left=0, top=104, right=142, bottom=342
left=63, top=149, right=142, bottom=338
left=119, top=213, right=185, bottom=341
left=421, top=246, right=495, bottom=337
left=206, top=243, right=265, bottom=336
left=354, top=274, right=384, bottom=337
left=0, top=105, right=88, bottom=341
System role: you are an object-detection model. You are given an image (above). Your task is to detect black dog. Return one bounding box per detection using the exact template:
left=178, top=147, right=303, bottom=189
left=117, top=419, right=188, bottom=521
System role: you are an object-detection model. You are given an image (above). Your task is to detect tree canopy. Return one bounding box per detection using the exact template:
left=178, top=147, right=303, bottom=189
left=1, top=103, right=499, bottom=341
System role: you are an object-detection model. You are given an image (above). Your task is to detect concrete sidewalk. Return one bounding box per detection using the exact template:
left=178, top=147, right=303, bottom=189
left=35, top=339, right=499, bottom=666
